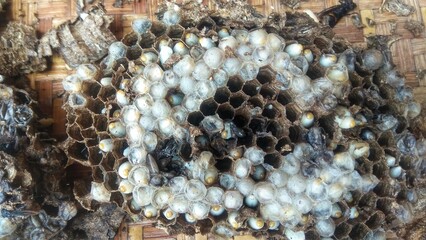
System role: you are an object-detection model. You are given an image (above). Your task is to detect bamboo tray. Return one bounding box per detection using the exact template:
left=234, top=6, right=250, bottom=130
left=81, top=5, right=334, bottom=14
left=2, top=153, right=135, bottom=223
left=1, top=0, right=426, bottom=239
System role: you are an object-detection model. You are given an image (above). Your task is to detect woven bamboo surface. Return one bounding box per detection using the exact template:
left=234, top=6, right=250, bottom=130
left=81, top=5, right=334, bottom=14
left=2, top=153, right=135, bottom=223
left=1, top=0, right=426, bottom=239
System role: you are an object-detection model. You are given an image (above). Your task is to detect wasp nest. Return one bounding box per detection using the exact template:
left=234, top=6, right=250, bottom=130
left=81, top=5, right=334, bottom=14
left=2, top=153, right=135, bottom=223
left=38, top=4, right=116, bottom=68
left=62, top=2, right=425, bottom=239
left=0, top=23, right=47, bottom=77
left=0, top=79, right=80, bottom=239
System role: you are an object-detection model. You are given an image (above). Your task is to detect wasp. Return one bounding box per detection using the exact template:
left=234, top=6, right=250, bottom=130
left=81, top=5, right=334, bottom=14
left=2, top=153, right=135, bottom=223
left=318, top=0, right=357, bottom=28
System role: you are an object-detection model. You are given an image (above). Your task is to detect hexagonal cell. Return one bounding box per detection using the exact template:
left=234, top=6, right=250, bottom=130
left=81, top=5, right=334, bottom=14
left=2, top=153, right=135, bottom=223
left=196, top=17, right=216, bottom=32
left=267, top=120, right=288, bottom=139
left=122, top=32, right=139, bottom=46
left=81, top=128, right=97, bottom=139
left=276, top=90, right=293, bottom=106
left=256, top=67, right=275, bottom=84
left=111, top=57, right=129, bottom=72
left=93, top=115, right=108, bottom=132
left=249, top=117, right=267, bottom=134
left=377, top=131, right=395, bottom=147
left=288, top=125, right=303, bottom=142
left=304, top=230, right=321, bottom=240
left=68, top=142, right=89, bottom=161
left=247, top=96, right=265, bottom=109
left=108, top=102, right=121, bottom=119
left=98, top=86, right=116, bottom=102
left=217, top=103, right=235, bottom=120
left=275, top=137, right=292, bottom=154
left=367, top=141, right=385, bottom=162
left=374, top=181, right=393, bottom=197
left=89, top=146, right=103, bottom=166
left=190, top=46, right=205, bottom=61
left=92, top=165, right=105, bottom=182
left=284, top=103, right=302, bottom=123
left=262, top=102, right=284, bottom=119
left=349, top=223, right=370, bottom=240
left=376, top=198, right=394, bottom=214
left=104, top=171, right=120, bottom=191
left=188, top=111, right=204, bottom=126
left=233, top=108, right=251, bottom=128
left=76, top=110, right=93, bottom=129
left=101, top=152, right=116, bottom=172
left=365, top=211, right=385, bottom=230
left=150, top=21, right=167, bottom=37
left=200, top=98, right=218, bottom=116
left=306, top=62, right=325, bottom=80
left=242, top=79, right=261, bottom=96
left=73, top=179, right=91, bottom=198
left=214, top=87, right=231, bottom=104
left=82, top=81, right=102, bottom=99
left=356, top=157, right=373, bottom=175
left=229, top=92, right=248, bottom=109
left=168, top=24, right=185, bottom=39
left=87, top=98, right=105, bottom=115
left=263, top=151, right=281, bottom=168
left=110, top=191, right=125, bottom=207
left=67, top=123, right=84, bottom=141
left=126, top=45, right=143, bottom=60
left=358, top=191, right=378, bottom=208
left=256, top=135, right=277, bottom=153
left=227, top=76, right=244, bottom=93
left=372, top=161, right=388, bottom=179
left=237, top=127, right=255, bottom=147
left=113, top=139, right=128, bottom=160
left=215, top=157, right=233, bottom=172
left=334, top=222, right=352, bottom=239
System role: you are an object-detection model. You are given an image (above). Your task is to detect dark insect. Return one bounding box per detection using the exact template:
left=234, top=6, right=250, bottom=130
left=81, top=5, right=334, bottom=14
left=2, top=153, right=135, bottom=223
left=318, top=0, right=357, bottom=28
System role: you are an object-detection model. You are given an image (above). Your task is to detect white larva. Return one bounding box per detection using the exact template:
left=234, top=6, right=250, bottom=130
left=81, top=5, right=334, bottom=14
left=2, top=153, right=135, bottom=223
left=300, top=111, right=315, bottom=128
left=128, top=165, right=150, bottom=186
left=99, top=139, right=114, bottom=152
left=285, top=43, right=304, bottom=57
left=108, top=122, right=126, bottom=137
left=118, top=180, right=134, bottom=194
left=118, top=161, right=132, bottom=179
left=143, top=205, right=158, bottom=218
left=319, top=54, right=337, bottom=68
left=247, top=217, right=264, bottom=230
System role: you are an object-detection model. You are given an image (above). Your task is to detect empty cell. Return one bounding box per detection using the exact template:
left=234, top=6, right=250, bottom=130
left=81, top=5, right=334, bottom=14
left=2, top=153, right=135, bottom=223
left=149, top=21, right=167, bottom=37
left=110, top=191, right=125, bottom=207
left=263, top=152, right=282, bottom=168
left=242, top=80, right=261, bottom=96
left=214, top=87, right=231, bottom=103
left=89, top=146, right=103, bottom=165
left=67, top=124, right=84, bottom=141
left=200, top=98, right=218, bottom=116
left=82, top=81, right=101, bottom=99
left=122, top=32, right=139, bottom=46
left=260, top=84, right=277, bottom=99
left=104, top=171, right=120, bottom=191
left=217, top=103, right=235, bottom=120
left=188, top=111, right=204, bottom=126
left=215, top=157, right=233, bottom=172
left=168, top=24, right=185, bottom=39
left=256, top=135, right=277, bottom=153
left=68, top=142, right=89, bottom=161
left=276, top=90, right=293, bottom=106
left=101, top=153, right=116, bottom=172
left=229, top=92, right=248, bottom=109
left=256, top=67, right=275, bottom=84
left=94, top=115, right=108, bottom=132
left=87, top=98, right=105, bottom=114
left=92, top=166, right=104, bottom=182
left=126, top=45, right=143, bottom=60
left=227, top=76, right=244, bottom=92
